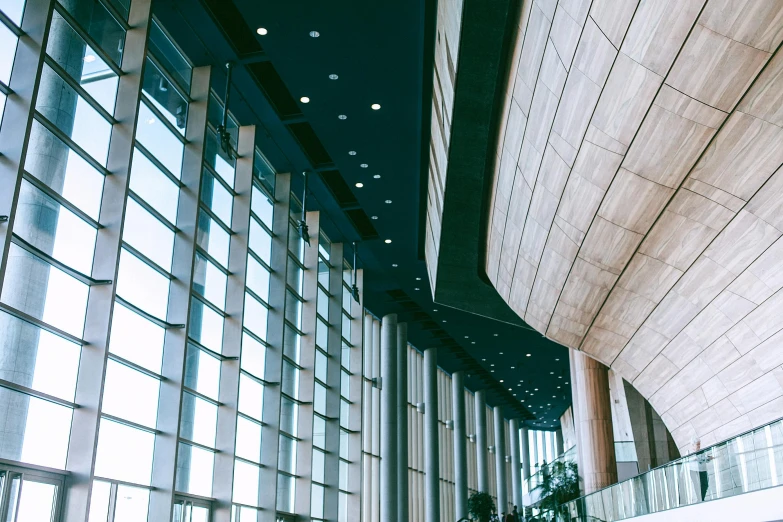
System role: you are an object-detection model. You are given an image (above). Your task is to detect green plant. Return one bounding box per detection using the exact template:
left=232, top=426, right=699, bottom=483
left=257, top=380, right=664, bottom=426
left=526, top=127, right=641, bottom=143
left=534, top=460, right=580, bottom=520
left=467, top=491, right=495, bottom=522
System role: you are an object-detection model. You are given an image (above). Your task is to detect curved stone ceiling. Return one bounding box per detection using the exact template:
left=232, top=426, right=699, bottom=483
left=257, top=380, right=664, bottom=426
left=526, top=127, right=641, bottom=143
left=486, top=0, right=783, bottom=451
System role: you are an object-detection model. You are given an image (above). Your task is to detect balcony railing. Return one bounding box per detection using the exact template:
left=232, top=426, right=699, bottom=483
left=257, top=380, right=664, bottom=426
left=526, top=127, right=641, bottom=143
left=559, top=417, right=783, bottom=521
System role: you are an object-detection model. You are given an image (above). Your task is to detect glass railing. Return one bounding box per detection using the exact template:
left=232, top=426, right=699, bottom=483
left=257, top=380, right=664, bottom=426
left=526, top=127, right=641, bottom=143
left=527, top=447, right=578, bottom=493
left=559, top=417, right=783, bottom=521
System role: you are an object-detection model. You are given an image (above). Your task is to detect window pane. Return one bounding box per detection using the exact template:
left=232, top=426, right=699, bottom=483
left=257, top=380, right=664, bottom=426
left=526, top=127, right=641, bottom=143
left=240, top=332, right=265, bottom=379
left=235, top=416, right=262, bottom=463
left=253, top=150, right=275, bottom=194
left=276, top=473, right=294, bottom=513
left=136, top=100, right=183, bottom=176
left=286, top=256, right=302, bottom=295
left=315, top=349, right=327, bottom=383
left=37, top=64, right=111, bottom=164
left=47, top=11, right=119, bottom=113
left=114, top=485, right=150, bottom=522
left=0, top=310, right=80, bottom=400
left=57, top=0, right=126, bottom=66
left=314, top=382, right=326, bottom=416
left=246, top=255, right=269, bottom=303
left=280, top=397, right=298, bottom=436
left=188, top=297, right=224, bottom=354
left=285, top=291, right=302, bottom=330
left=243, top=293, right=267, bottom=340
left=201, top=170, right=233, bottom=225
left=197, top=210, right=230, bottom=267
left=281, top=361, right=299, bottom=400
left=116, top=249, right=170, bottom=319
left=341, top=370, right=350, bottom=399
left=142, top=58, right=187, bottom=134
left=339, top=460, right=349, bottom=490
left=238, top=374, right=263, bottom=421
left=311, top=484, right=324, bottom=519
left=179, top=392, right=217, bottom=447
left=232, top=460, right=260, bottom=506
left=283, top=324, right=300, bottom=363
left=148, top=20, right=191, bottom=91
left=94, top=418, right=154, bottom=485
left=316, top=319, right=328, bottom=350
left=251, top=185, right=273, bottom=227
left=340, top=399, right=350, bottom=428
left=123, top=197, right=175, bottom=270
left=313, top=415, right=326, bottom=449
left=193, top=252, right=227, bottom=309
left=1, top=243, right=89, bottom=337
left=25, top=120, right=105, bottom=220
left=341, top=341, right=351, bottom=372
left=14, top=179, right=97, bottom=274
left=109, top=302, right=165, bottom=373
left=184, top=344, right=220, bottom=399
left=0, top=388, right=72, bottom=468
left=204, top=129, right=235, bottom=188
left=342, top=313, right=351, bottom=341
left=0, top=22, right=17, bottom=85
left=317, top=288, right=329, bottom=320
left=0, top=0, right=25, bottom=27
left=88, top=480, right=111, bottom=522
left=15, top=481, right=57, bottom=522
left=249, top=219, right=271, bottom=263
left=318, top=258, right=329, bottom=288
left=278, top=435, right=297, bottom=474
left=338, top=491, right=348, bottom=522
left=312, top=449, right=325, bottom=483
left=130, top=148, right=179, bottom=223
left=175, top=442, right=213, bottom=497
left=339, top=429, right=349, bottom=460
left=102, top=360, right=160, bottom=428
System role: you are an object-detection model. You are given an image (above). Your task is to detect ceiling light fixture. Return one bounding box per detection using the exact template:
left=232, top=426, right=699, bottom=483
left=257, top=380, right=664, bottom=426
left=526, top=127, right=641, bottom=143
left=494, top=333, right=498, bottom=337
left=433, top=309, right=438, bottom=312
left=371, top=215, right=378, bottom=220
left=360, top=163, right=368, bottom=168
left=385, top=200, right=392, bottom=204
left=329, top=74, right=338, bottom=80
left=300, top=96, right=310, bottom=103
left=256, top=27, right=268, bottom=35
left=309, top=30, right=320, bottom=37
left=371, top=103, right=381, bottom=110
left=384, top=239, right=392, bottom=244
left=526, top=353, right=531, bottom=357
left=338, top=114, right=347, bottom=120
left=392, top=264, right=398, bottom=267
left=349, top=151, right=357, bottom=155
left=373, top=174, right=381, bottom=179
left=414, top=287, right=420, bottom=291
left=355, top=182, right=364, bottom=188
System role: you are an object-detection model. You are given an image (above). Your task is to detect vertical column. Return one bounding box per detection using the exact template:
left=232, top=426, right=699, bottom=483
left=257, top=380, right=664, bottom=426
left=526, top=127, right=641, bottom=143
left=509, top=419, right=522, bottom=512
left=570, top=349, right=617, bottom=494
left=520, top=427, right=531, bottom=490
left=258, top=172, right=291, bottom=520
left=62, top=2, right=153, bottom=520
left=397, top=322, right=409, bottom=522
left=475, top=390, right=489, bottom=493
left=555, top=429, right=564, bottom=458
left=371, top=317, right=381, bottom=521
left=423, top=347, right=440, bottom=522
left=543, top=433, right=550, bottom=464
left=452, top=371, right=468, bottom=520
left=346, top=268, right=365, bottom=519
left=211, top=124, right=254, bottom=521
left=380, top=314, right=398, bottom=522
left=493, top=407, right=507, bottom=514
left=361, top=313, right=374, bottom=522
left=531, top=430, right=539, bottom=473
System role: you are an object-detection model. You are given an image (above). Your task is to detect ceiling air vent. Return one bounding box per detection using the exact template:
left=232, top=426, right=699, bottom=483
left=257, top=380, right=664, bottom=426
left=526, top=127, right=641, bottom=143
left=319, top=170, right=359, bottom=208
left=200, top=0, right=262, bottom=56
left=245, top=62, right=301, bottom=118
left=287, top=122, right=333, bottom=167
left=344, top=209, right=379, bottom=240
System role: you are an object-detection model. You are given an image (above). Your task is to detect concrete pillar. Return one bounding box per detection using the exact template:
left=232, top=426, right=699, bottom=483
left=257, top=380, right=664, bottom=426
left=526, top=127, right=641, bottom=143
left=543, top=432, right=550, bottom=464
left=397, top=322, right=409, bottom=522
left=475, top=390, right=489, bottom=493
left=493, top=406, right=508, bottom=515
left=423, top=347, right=440, bottom=522
left=509, top=419, right=523, bottom=512
left=380, top=314, right=398, bottom=522
left=520, top=427, right=531, bottom=484
left=570, top=349, right=617, bottom=494
left=556, top=428, right=564, bottom=458
left=452, top=371, right=468, bottom=520
left=531, top=430, right=539, bottom=472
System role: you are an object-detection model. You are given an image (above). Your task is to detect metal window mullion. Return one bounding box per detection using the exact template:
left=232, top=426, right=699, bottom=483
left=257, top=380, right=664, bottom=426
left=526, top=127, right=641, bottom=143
left=211, top=125, right=253, bottom=522
left=145, top=52, right=191, bottom=103
left=140, top=91, right=187, bottom=144
left=50, top=2, right=123, bottom=77
left=250, top=210, right=274, bottom=236
left=202, top=160, right=238, bottom=197
left=324, top=242, right=347, bottom=521
left=21, top=170, right=102, bottom=229
left=62, top=1, right=151, bottom=521
left=10, top=233, right=112, bottom=286
left=195, top=245, right=231, bottom=276
left=0, top=0, right=54, bottom=296
left=133, top=141, right=184, bottom=187
left=32, top=111, right=111, bottom=175
left=258, top=172, right=291, bottom=518
left=121, top=241, right=175, bottom=279
left=0, top=81, right=12, bottom=96
left=247, top=246, right=272, bottom=273
left=42, top=55, right=117, bottom=124
left=0, top=9, right=23, bottom=35
left=147, top=64, right=211, bottom=522
left=127, top=189, right=179, bottom=232
left=199, top=202, right=234, bottom=236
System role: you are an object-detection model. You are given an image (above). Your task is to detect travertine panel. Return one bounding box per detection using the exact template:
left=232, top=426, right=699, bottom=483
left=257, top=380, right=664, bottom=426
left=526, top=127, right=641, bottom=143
left=589, top=0, right=640, bottom=48
left=597, top=169, right=674, bottom=234
left=698, top=0, right=783, bottom=52
left=549, top=5, right=583, bottom=71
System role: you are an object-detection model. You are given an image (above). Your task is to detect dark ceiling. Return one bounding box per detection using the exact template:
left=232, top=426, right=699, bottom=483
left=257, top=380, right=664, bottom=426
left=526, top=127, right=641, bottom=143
left=154, top=0, right=571, bottom=429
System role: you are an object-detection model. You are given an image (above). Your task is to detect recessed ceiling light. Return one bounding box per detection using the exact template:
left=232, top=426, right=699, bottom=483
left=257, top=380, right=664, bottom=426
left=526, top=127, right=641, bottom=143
left=494, top=333, right=498, bottom=337
left=555, top=358, right=560, bottom=361
left=392, top=264, right=398, bottom=267
left=309, top=30, right=320, bottom=37
left=360, top=163, right=368, bottom=168
left=371, top=103, right=381, bottom=110
left=384, top=239, right=391, bottom=244
left=349, top=151, right=357, bottom=155
left=490, top=364, right=495, bottom=367
left=414, top=287, right=420, bottom=291
left=464, top=335, right=469, bottom=339
left=338, top=114, right=347, bottom=120
left=471, top=341, right=475, bottom=344
left=535, top=388, right=539, bottom=391
left=371, top=215, right=378, bottom=220
left=442, top=320, right=447, bottom=323
left=550, top=371, right=554, bottom=374
left=499, top=352, right=504, bottom=355
left=256, top=27, right=268, bottom=35
left=373, top=174, right=381, bottom=179
left=521, top=400, right=525, bottom=403
left=526, top=353, right=531, bottom=357
left=355, top=182, right=364, bottom=188
left=510, top=366, right=515, bottom=369
left=433, top=309, right=438, bottom=312
left=300, top=96, right=310, bottom=103
left=329, top=74, right=338, bottom=80
left=509, top=388, right=513, bottom=391
left=482, top=358, right=486, bottom=361
left=416, top=277, right=421, bottom=281
left=557, top=386, right=561, bottom=389
left=385, top=199, right=392, bottom=204
left=491, top=370, right=495, bottom=372
left=499, top=379, right=504, bottom=383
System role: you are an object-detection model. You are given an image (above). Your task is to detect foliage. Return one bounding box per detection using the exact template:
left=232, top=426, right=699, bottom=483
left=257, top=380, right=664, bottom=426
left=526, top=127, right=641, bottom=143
left=467, top=491, right=496, bottom=522
left=534, top=460, right=580, bottom=519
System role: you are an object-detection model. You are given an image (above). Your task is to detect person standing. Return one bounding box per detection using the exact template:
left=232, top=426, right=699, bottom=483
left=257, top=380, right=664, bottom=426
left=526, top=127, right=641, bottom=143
left=512, top=505, right=521, bottom=522
left=688, top=438, right=712, bottom=501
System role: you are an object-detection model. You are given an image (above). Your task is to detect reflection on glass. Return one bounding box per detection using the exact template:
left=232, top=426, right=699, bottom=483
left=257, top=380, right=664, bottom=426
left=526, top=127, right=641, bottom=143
left=281, top=360, right=299, bottom=399
left=102, top=360, right=160, bottom=428
left=130, top=148, right=179, bottom=223
left=276, top=472, right=294, bottom=513
left=57, top=0, right=126, bottom=65
left=116, top=248, right=170, bottom=319
left=279, top=397, right=298, bottom=436
left=147, top=20, right=191, bottom=91
left=204, top=129, right=235, bottom=188
left=313, top=415, right=326, bottom=449
left=1, top=244, right=89, bottom=337
left=232, top=460, right=260, bottom=506
left=136, top=100, right=183, bottom=177
left=94, top=418, right=154, bottom=485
